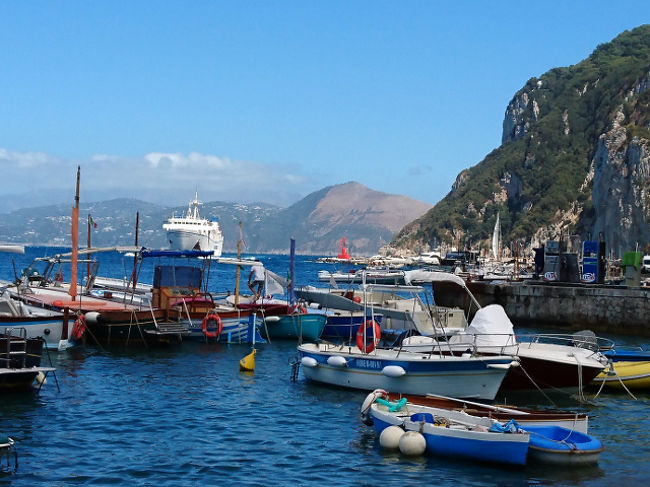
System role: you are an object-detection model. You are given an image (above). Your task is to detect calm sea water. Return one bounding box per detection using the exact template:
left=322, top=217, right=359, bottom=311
left=1, top=247, right=650, bottom=486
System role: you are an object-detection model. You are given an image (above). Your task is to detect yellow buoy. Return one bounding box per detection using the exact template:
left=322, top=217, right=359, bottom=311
left=239, top=348, right=256, bottom=371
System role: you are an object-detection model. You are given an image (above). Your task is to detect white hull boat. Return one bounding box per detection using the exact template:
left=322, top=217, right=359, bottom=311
left=163, top=192, right=224, bottom=255
left=298, top=342, right=517, bottom=400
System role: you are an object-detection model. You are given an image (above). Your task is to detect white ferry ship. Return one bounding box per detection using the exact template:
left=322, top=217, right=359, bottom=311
left=162, top=192, right=224, bottom=255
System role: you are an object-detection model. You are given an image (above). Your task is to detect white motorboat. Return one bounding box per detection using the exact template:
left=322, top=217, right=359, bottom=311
left=163, top=192, right=224, bottom=255
left=0, top=292, right=70, bottom=351
left=298, top=342, right=517, bottom=400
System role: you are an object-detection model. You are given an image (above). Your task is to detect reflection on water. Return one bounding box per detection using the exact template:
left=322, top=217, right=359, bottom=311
left=1, top=250, right=650, bottom=486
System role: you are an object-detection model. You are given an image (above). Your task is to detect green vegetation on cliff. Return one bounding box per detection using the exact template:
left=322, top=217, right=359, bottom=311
left=393, top=25, right=650, bottom=252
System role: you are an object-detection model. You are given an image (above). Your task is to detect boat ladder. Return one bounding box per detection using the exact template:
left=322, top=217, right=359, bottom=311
left=1, top=327, right=28, bottom=369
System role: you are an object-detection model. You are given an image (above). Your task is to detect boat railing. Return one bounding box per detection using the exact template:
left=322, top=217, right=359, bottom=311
left=517, top=333, right=615, bottom=358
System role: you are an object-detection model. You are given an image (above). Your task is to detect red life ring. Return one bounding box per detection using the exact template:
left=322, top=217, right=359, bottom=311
left=201, top=313, right=223, bottom=338
left=72, top=315, right=86, bottom=340
left=356, top=320, right=381, bottom=354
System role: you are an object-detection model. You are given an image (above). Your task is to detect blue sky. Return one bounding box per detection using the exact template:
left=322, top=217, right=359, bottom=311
left=0, top=1, right=647, bottom=209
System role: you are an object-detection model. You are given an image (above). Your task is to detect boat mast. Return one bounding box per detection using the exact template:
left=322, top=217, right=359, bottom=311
left=130, top=211, right=140, bottom=293
left=234, top=221, right=242, bottom=307
left=69, top=166, right=80, bottom=300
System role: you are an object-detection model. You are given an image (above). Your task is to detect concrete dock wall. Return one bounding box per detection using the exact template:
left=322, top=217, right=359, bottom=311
left=435, top=281, right=650, bottom=336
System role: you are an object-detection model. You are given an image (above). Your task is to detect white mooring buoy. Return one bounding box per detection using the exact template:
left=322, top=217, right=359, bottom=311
left=399, top=431, right=426, bottom=456
left=379, top=425, right=405, bottom=449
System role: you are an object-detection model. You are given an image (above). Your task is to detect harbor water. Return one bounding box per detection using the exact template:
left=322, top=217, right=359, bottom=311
left=1, top=247, right=650, bottom=486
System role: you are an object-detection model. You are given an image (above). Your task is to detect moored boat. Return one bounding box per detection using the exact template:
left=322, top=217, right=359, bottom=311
left=0, top=330, right=54, bottom=392
left=592, top=349, right=650, bottom=389
left=261, top=313, right=326, bottom=341
left=298, top=341, right=517, bottom=400
left=363, top=391, right=603, bottom=466
left=382, top=392, right=589, bottom=433
left=0, top=291, right=71, bottom=350
left=366, top=393, right=530, bottom=466
left=523, top=424, right=603, bottom=465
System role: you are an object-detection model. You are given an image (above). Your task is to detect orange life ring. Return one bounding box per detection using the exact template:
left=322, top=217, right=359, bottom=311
left=201, top=313, right=223, bottom=338
left=356, top=320, right=381, bottom=354
left=72, top=315, right=86, bottom=341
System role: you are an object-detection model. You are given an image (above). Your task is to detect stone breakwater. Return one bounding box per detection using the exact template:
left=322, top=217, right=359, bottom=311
left=438, top=280, right=650, bottom=336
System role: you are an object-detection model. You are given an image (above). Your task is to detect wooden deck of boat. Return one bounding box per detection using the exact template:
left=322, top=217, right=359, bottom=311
left=15, top=288, right=145, bottom=312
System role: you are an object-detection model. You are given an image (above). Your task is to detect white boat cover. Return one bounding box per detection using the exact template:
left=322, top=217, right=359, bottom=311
left=403, top=270, right=466, bottom=288
left=449, top=304, right=515, bottom=347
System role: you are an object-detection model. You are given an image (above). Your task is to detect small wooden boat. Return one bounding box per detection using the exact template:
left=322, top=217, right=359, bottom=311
left=383, top=392, right=589, bottom=433
left=366, top=394, right=530, bottom=466
left=363, top=391, right=603, bottom=466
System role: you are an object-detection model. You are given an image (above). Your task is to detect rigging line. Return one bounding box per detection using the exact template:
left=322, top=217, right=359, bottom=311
left=517, top=362, right=557, bottom=408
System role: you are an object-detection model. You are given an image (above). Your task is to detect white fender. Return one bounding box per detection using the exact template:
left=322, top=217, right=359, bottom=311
left=84, top=311, right=101, bottom=325
left=379, top=425, right=405, bottom=449
left=382, top=365, right=406, bottom=378
left=301, top=356, right=318, bottom=368
left=399, top=431, right=426, bottom=456
left=264, top=316, right=281, bottom=323
left=360, top=388, right=388, bottom=414
left=327, top=355, right=348, bottom=367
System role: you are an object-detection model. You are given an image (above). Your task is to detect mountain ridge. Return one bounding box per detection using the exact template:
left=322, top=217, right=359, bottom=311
left=0, top=182, right=431, bottom=255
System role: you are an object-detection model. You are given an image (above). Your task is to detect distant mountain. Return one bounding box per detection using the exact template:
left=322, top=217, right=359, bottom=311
left=245, top=182, right=432, bottom=254
left=0, top=183, right=431, bottom=255
left=392, top=25, right=650, bottom=257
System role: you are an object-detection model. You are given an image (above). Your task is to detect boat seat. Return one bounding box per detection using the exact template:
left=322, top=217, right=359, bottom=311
left=410, top=412, right=435, bottom=424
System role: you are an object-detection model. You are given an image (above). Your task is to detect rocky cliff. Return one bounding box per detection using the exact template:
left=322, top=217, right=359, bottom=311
left=392, top=25, right=650, bottom=257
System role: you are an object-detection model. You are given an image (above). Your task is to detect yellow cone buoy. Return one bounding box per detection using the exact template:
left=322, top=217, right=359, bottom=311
left=239, top=348, right=256, bottom=371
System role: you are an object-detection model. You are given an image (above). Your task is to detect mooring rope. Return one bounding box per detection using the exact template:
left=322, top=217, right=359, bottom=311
left=518, top=362, right=557, bottom=408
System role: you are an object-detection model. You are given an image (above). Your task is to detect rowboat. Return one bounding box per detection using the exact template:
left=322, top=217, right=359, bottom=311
left=380, top=392, right=589, bottom=433
left=363, top=391, right=603, bottom=466
left=366, top=393, right=530, bottom=465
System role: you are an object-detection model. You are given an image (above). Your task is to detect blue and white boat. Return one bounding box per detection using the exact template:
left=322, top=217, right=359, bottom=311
left=367, top=394, right=530, bottom=466
left=365, top=393, right=603, bottom=466
left=298, top=341, right=517, bottom=400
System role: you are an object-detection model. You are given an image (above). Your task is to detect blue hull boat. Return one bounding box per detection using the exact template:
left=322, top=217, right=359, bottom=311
left=363, top=392, right=603, bottom=466
left=523, top=424, right=603, bottom=465
left=368, top=397, right=530, bottom=466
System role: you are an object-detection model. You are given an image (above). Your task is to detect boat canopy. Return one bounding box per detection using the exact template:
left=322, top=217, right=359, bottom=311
left=449, top=304, right=514, bottom=347
left=141, top=249, right=214, bottom=258
left=403, top=270, right=467, bottom=288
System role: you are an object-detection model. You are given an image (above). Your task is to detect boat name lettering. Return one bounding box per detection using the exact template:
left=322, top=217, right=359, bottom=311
left=356, top=359, right=382, bottom=369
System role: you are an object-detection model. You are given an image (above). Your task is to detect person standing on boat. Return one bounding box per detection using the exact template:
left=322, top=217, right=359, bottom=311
left=248, top=263, right=265, bottom=299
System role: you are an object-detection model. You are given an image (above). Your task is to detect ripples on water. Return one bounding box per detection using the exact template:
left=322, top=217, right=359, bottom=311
left=1, top=249, right=650, bottom=486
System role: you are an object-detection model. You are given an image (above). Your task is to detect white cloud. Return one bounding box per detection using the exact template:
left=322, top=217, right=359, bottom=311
left=0, top=148, right=318, bottom=208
